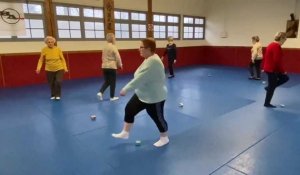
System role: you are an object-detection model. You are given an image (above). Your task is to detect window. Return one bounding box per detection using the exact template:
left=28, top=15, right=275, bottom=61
left=83, top=8, right=104, bottom=39
left=0, top=2, right=45, bottom=40
left=55, top=4, right=104, bottom=40
left=132, top=24, right=146, bottom=38
left=114, top=10, right=130, bottom=39
left=183, top=16, right=205, bottom=40
left=131, top=12, right=146, bottom=21
left=167, top=15, right=179, bottom=39
left=131, top=12, right=146, bottom=39
left=55, top=5, right=81, bottom=39
left=153, top=13, right=180, bottom=39
left=18, top=19, right=44, bottom=38
left=114, top=10, right=147, bottom=39
left=154, top=25, right=166, bottom=39
left=84, top=21, right=104, bottom=38
left=56, top=6, right=79, bottom=16
left=57, top=20, right=81, bottom=38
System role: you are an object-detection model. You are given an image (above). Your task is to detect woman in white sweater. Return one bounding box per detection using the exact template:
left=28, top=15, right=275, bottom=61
left=112, top=38, right=169, bottom=147
left=249, top=36, right=263, bottom=80
left=97, top=33, right=122, bottom=101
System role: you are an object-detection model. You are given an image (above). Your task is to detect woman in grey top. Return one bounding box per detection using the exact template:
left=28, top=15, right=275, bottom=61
left=112, top=38, right=169, bottom=147
left=97, top=33, right=122, bottom=101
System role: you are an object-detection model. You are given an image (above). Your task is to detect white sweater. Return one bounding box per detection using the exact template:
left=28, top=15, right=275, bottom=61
left=102, top=43, right=122, bottom=69
left=122, top=54, right=167, bottom=103
left=251, top=42, right=263, bottom=61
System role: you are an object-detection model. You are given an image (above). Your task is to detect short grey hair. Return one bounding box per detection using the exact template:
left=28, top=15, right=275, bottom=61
left=274, top=32, right=287, bottom=41
left=167, top=36, right=174, bottom=42
left=106, top=33, right=115, bottom=43
left=44, top=36, right=56, bottom=43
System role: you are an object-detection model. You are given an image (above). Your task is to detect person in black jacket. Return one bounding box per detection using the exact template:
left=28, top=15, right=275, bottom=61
left=161, top=36, right=177, bottom=78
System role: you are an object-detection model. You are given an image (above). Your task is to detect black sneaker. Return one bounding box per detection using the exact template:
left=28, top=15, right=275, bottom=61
left=264, top=104, right=276, bottom=108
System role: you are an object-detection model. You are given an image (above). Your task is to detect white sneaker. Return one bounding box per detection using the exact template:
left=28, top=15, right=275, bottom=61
left=110, top=97, right=119, bottom=101
left=153, top=136, right=169, bottom=147
left=55, top=97, right=61, bottom=100
left=97, top=92, right=103, bottom=100
left=50, top=97, right=55, bottom=100
left=112, top=131, right=129, bottom=139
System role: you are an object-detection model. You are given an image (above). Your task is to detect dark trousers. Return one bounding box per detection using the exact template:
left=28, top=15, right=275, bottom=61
left=124, top=94, right=168, bottom=133
left=249, top=60, right=262, bottom=78
left=46, top=70, right=64, bottom=97
left=168, top=58, right=175, bottom=76
left=264, top=72, right=289, bottom=105
left=99, top=68, right=117, bottom=98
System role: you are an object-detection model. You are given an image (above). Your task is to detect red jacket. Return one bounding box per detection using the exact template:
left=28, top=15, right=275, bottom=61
left=263, top=42, right=285, bottom=73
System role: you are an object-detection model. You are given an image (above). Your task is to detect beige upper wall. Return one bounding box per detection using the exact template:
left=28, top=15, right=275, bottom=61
left=4, top=0, right=300, bottom=53
left=153, top=0, right=205, bottom=16
left=205, top=0, right=300, bottom=48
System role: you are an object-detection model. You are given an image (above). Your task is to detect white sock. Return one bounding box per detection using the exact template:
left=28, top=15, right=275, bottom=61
left=112, top=131, right=129, bottom=139
left=153, top=136, right=169, bottom=147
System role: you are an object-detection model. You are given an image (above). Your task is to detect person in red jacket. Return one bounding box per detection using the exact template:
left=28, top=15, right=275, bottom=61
left=263, top=32, right=289, bottom=108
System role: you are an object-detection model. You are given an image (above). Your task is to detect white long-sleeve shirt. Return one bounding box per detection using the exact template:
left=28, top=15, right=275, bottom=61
left=251, top=42, right=263, bottom=61
left=122, top=54, right=167, bottom=103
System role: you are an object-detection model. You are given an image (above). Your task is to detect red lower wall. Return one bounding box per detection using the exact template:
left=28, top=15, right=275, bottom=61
left=2, top=54, right=46, bottom=87
left=0, top=56, right=4, bottom=88
left=203, top=46, right=300, bottom=73
left=203, top=46, right=251, bottom=67
left=281, top=49, right=300, bottom=73
left=1, top=46, right=300, bottom=88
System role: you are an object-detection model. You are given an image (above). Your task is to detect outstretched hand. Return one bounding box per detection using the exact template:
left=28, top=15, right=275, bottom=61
left=120, top=89, right=127, bottom=96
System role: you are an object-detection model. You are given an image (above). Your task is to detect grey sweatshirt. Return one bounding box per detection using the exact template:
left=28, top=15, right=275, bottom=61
left=122, top=54, right=167, bottom=103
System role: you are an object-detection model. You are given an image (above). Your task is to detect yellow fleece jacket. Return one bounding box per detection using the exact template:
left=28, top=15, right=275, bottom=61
left=36, top=46, right=68, bottom=72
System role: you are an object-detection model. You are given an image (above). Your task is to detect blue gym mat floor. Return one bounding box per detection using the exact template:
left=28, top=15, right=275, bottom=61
left=1, top=65, right=300, bottom=175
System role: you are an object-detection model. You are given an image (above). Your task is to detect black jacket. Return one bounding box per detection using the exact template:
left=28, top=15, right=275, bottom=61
left=164, top=43, right=177, bottom=60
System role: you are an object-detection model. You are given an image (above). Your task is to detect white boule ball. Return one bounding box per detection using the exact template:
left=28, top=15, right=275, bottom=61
left=179, top=102, right=184, bottom=107
left=90, top=115, right=96, bottom=120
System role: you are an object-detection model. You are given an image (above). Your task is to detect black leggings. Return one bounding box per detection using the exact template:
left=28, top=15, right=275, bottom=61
left=264, top=72, right=289, bottom=105
left=124, top=94, right=168, bottom=133
left=99, top=69, right=117, bottom=98
left=249, top=60, right=262, bottom=78
left=168, top=58, right=175, bottom=76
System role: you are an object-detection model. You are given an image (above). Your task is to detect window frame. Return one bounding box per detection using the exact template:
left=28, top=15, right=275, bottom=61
left=114, top=8, right=147, bottom=40
left=81, top=6, right=105, bottom=40
left=182, top=15, right=205, bottom=40
left=54, top=3, right=105, bottom=41
left=130, top=11, right=147, bottom=40
left=153, top=12, right=181, bottom=40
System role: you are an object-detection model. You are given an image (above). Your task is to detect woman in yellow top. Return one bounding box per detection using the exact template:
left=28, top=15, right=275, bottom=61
left=36, top=36, right=68, bottom=100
